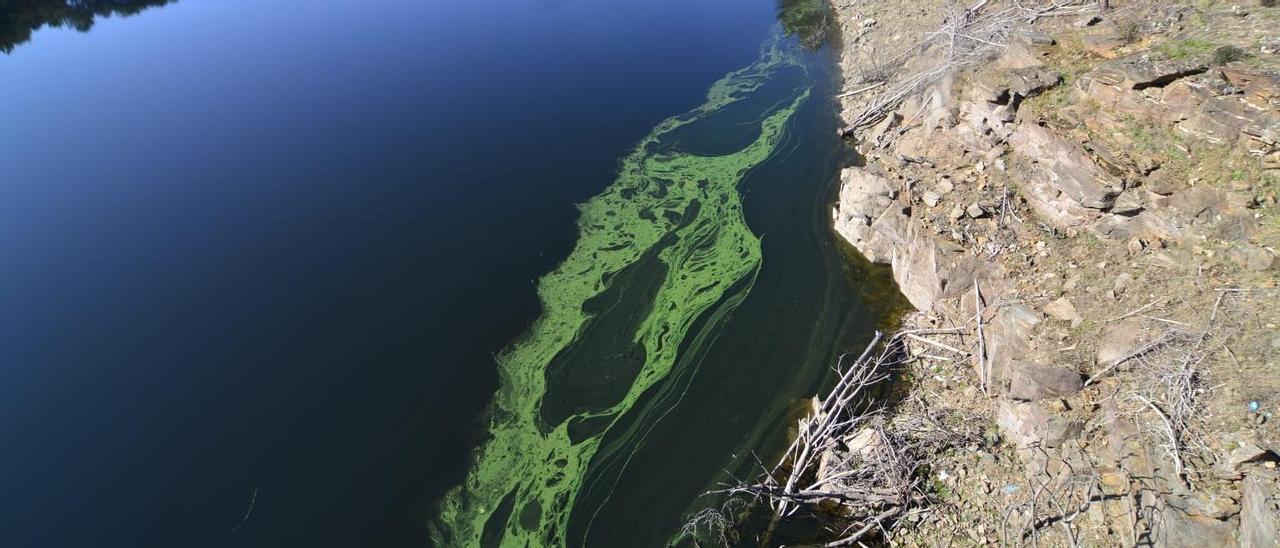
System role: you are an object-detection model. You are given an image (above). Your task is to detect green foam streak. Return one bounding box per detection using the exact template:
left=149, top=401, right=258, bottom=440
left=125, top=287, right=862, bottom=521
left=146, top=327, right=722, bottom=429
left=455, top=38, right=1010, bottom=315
left=431, top=36, right=809, bottom=547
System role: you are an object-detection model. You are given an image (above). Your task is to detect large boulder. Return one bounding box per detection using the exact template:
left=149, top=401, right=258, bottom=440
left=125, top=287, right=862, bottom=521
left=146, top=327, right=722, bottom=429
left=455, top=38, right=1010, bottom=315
left=833, top=168, right=971, bottom=311
left=833, top=168, right=897, bottom=261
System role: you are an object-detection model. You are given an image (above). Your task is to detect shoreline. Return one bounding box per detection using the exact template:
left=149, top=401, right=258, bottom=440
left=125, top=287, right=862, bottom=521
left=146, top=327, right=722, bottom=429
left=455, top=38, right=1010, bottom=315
left=776, top=0, right=1280, bottom=543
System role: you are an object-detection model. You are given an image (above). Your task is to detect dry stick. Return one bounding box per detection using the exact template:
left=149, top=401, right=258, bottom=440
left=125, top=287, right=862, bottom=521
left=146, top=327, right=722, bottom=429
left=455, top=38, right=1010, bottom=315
left=1143, top=316, right=1188, bottom=327
left=905, top=333, right=967, bottom=355
left=836, top=81, right=886, bottom=98
left=766, top=332, right=887, bottom=539
left=1083, top=332, right=1176, bottom=387
left=1135, top=395, right=1184, bottom=479
left=821, top=506, right=903, bottom=547
left=1104, top=296, right=1169, bottom=323
left=974, top=280, right=989, bottom=396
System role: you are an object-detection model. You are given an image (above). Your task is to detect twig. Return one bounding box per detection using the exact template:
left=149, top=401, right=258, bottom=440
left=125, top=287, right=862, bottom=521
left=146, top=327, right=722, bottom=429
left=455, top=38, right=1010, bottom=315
left=974, top=280, right=989, bottom=396
left=822, top=507, right=903, bottom=547
left=1103, top=296, right=1168, bottom=323
left=1134, top=395, right=1184, bottom=479
left=905, top=333, right=967, bottom=355
left=232, top=488, right=259, bottom=533
left=836, top=82, right=887, bottom=98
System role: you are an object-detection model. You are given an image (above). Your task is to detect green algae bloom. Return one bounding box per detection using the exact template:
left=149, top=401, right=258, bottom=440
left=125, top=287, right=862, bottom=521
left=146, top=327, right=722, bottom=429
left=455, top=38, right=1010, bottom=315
left=431, top=34, right=812, bottom=547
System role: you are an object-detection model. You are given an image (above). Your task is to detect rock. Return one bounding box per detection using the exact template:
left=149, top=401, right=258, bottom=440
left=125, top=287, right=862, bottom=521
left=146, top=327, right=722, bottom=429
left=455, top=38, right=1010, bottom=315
left=1228, top=246, right=1279, bottom=272
left=969, top=77, right=1011, bottom=104
left=1007, top=67, right=1062, bottom=98
left=1241, top=470, right=1280, bottom=548
left=985, top=304, right=1042, bottom=386
left=923, top=190, right=942, bottom=207
left=1113, top=272, right=1133, bottom=295
left=1145, top=169, right=1182, bottom=195
left=1161, top=506, right=1238, bottom=548
left=1042, top=297, right=1080, bottom=322
left=1170, top=492, right=1241, bottom=520
left=1092, top=55, right=1208, bottom=90
left=844, top=427, right=885, bottom=458
left=1169, top=186, right=1258, bottom=242
left=1008, top=363, right=1084, bottom=400
left=1099, top=470, right=1128, bottom=496
left=1126, top=237, right=1147, bottom=256
left=949, top=205, right=965, bottom=221
left=1111, top=190, right=1145, bottom=215
left=1082, top=32, right=1124, bottom=59
left=1097, top=319, right=1147, bottom=368
left=1221, top=67, right=1280, bottom=110
left=998, top=41, right=1047, bottom=70
left=868, top=112, right=903, bottom=144
left=936, top=177, right=954, bottom=194
left=997, top=401, right=1082, bottom=449
left=837, top=179, right=973, bottom=311
left=967, top=202, right=987, bottom=219
left=1020, top=30, right=1056, bottom=47
left=1009, top=124, right=1120, bottom=210
left=1177, top=94, right=1264, bottom=145
left=833, top=168, right=897, bottom=259
left=1225, top=435, right=1275, bottom=471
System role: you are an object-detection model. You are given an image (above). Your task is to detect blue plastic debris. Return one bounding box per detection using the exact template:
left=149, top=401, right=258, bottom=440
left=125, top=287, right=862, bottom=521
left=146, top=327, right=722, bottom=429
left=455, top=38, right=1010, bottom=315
left=1249, top=400, right=1261, bottom=413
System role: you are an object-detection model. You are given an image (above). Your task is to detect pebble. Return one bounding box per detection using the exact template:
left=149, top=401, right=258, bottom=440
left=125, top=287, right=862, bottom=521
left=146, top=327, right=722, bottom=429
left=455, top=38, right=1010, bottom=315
left=967, top=203, right=986, bottom=218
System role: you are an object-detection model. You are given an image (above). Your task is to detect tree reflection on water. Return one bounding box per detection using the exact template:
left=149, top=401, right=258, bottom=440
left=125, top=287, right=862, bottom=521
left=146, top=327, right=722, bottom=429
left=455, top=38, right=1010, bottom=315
left=1, top=0, right=175, bottom=53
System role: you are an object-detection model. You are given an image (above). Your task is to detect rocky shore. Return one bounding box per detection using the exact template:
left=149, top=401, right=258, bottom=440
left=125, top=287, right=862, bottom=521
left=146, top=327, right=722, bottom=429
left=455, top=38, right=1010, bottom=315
left=819, top=0, right=1280, bottom=544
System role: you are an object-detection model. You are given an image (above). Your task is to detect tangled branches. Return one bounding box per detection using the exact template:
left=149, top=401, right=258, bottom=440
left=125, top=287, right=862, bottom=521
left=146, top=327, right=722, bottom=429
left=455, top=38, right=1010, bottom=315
left=717, top=328, right=983, bottom=546
left=839, top=0, right=1098, bottom=135
left=999, top=446, right=1102, bottom=548
left=1125, top=291, right=1241, bottom=483
left=679, top=498, right=747, bottom=548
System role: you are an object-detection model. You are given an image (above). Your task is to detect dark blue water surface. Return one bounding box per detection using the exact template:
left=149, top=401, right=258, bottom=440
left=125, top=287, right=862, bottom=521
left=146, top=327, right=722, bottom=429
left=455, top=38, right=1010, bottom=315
left=0, top=1, right=789, bottom=546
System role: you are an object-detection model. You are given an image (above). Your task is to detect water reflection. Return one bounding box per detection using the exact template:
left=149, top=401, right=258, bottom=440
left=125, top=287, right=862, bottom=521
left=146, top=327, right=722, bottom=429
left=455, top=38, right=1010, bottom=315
left=776, top=0, right=835, bottom=50
left=0, top=0, right=175, bottom=53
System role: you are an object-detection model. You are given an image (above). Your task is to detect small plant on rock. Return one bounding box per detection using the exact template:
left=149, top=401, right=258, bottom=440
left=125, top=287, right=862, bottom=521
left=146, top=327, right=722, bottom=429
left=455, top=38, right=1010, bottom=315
left=1212, top=45, right=1248, bottom=65
left=1118, top=21, right=1142, bottom=44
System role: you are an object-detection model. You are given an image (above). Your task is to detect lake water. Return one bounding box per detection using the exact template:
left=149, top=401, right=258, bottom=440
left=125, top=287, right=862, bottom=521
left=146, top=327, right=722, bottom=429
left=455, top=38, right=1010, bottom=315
left=0, top=1, right=895, bottom=546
